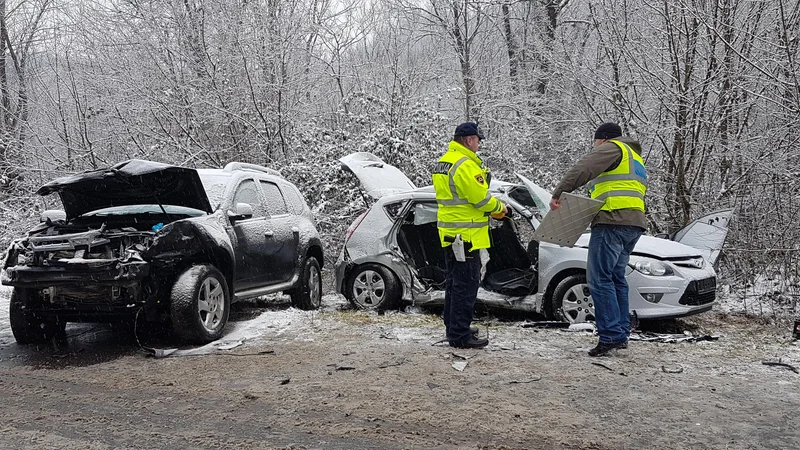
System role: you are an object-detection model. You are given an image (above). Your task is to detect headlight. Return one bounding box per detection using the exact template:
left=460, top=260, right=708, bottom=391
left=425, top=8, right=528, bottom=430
left=630, top=259, right=674, bottom=276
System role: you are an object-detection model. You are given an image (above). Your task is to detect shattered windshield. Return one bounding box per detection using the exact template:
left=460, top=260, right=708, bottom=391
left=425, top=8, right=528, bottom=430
left=508, top=184, right=550, bottom=220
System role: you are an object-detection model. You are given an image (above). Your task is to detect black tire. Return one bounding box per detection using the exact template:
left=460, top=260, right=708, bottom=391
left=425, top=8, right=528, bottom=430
left=345, top=264, right=401, bottom=311
left=9, top=288, right=66, bottom=345
left=290, top=257, right=322, bottom=310
left=550, top=273, right=596, bottom=323
left=170, top=265, right=230, bottom=344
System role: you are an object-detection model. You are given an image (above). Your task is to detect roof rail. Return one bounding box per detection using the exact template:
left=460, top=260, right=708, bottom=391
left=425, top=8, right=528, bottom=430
left=223, top=162, right=283, bottom=178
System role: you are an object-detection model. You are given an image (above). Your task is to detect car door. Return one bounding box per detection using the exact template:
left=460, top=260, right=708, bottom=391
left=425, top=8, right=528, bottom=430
left=670, top=209, right=734, bottom=266
left=259, top=180, right=298, bottom=283
left=230, top=178, right=271, bottom=291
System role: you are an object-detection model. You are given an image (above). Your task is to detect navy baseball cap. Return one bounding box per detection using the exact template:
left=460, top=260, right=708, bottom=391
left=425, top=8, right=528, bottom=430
left=454, top=122, right=484, bottom=140
left=594, top=122, right=622, bottom=139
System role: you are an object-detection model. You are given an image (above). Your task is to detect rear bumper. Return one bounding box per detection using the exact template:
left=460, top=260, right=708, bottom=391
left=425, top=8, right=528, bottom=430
left=334, top=254, right=351, bottom=295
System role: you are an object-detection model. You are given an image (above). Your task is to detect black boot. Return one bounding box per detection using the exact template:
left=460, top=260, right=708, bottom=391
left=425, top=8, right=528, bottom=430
left=588, top=341, right=622, bottom=357
left=449, top=337, right=489, bottom=349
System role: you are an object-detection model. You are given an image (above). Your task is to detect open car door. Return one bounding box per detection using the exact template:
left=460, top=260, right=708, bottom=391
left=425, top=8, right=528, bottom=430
left=339, top=152, right=417, bottom=200
left=671, top=209, right=734, bottom=266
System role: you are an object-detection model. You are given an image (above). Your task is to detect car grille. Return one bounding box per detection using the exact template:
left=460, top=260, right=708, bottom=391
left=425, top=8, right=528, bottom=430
left=679, top=277, right=717, bottom=306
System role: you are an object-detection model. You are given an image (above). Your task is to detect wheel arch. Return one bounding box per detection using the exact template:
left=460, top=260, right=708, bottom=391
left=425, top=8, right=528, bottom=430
left=146, top=218, right=236, bottom=298
left=341, top=254, right=408, bottom=299
left=343, top=260, right=404, bottom=310
left=306, top=242, right=324, bottom=269
left=543, top=267, right=586, bottom=316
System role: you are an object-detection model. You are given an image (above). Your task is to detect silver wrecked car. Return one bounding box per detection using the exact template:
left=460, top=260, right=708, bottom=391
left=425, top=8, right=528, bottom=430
left=335, top=152, right=733, bottom=323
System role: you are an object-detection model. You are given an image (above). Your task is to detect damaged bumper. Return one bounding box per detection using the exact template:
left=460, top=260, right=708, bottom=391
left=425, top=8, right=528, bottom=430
left=2, top=259, right=150, bottom=287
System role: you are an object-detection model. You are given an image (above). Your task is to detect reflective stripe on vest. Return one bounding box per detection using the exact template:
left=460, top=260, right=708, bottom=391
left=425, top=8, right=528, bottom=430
left=437, top=220, right=488, bottom=229
left=588, top=140, right=646, bottom=211
left=436, top=157, right=471, bottom=206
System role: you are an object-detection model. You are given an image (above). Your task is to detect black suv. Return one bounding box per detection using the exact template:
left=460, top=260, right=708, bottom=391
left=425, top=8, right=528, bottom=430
left=2, top=160, right=324, bottom=344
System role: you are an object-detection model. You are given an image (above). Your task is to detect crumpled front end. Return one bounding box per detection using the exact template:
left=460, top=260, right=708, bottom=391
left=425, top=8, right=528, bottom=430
left=2, top=225, right=154, bottom=315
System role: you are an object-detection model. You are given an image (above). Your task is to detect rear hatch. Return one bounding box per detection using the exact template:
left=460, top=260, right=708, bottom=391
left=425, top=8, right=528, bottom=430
left=339, top=152, right=417, bottom=200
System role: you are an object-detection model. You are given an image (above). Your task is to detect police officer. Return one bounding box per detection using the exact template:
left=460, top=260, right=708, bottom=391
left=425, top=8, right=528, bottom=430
left=550, top=122, right=647, bottom=356
left=433, top=122, right=507, bottom=349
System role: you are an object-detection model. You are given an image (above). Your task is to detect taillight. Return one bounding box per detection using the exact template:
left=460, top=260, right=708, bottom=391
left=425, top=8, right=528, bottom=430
left=345, top=211, right=368, bottom=244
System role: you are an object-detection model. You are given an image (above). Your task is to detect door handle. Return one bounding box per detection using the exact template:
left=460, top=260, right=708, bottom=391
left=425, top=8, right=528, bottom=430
left=265, top=230, right=274, bottom=237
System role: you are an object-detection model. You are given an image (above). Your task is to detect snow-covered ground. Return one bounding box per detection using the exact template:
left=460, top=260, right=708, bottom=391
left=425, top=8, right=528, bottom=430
left=0, top=285, right=358, bottom=352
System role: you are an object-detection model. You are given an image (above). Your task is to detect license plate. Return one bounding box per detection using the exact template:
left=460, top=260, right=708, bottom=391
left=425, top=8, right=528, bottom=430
left=696, top=277, right=716, bottom=293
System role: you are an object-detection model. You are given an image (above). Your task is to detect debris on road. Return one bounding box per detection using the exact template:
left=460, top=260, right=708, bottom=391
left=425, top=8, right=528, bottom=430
left=509, top=376, right=542, bottom=384
left=762, top=359, right=798, bottom=374
left=630, top=331, right=721, bottom=344
left=521, top=321, right=570, bottom=329
left=565, top=323, right=596, bottom=333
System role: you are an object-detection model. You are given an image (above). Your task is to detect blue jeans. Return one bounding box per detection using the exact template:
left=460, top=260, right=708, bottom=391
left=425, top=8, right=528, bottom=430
left=443, top=248, right=481, bottom=343
left=587, top=224, right=643, bottom=344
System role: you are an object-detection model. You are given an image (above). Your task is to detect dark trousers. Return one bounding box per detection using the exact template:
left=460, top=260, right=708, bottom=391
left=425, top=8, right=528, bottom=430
left=443, top=247, right=482, bottom=343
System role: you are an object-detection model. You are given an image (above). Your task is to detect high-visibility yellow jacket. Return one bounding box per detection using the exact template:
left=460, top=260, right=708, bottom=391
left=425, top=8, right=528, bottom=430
left=432, top=141, right=505, bottom=250
left=588, top=139, right=647, bottom=212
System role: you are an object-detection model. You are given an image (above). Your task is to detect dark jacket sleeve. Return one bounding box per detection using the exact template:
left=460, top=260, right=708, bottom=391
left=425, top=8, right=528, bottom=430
left=552, top=142, right=623, bottom=199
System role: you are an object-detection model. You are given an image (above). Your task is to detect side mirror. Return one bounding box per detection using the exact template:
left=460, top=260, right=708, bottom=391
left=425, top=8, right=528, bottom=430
left=40, top=210, right=66, bottom=223
left=654, top=232, right=670, bottom=240
left=228, top=202, right=253, bottom=221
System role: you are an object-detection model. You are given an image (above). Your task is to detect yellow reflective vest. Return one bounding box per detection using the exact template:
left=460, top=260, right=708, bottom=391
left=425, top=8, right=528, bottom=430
left=588, top=139, right=647, bottom=212
left=432, top=141, right=505, bottom=250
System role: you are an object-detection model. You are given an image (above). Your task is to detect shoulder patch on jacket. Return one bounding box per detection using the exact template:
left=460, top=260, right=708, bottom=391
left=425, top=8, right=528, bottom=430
left=474, top=174, right=485, bottom=185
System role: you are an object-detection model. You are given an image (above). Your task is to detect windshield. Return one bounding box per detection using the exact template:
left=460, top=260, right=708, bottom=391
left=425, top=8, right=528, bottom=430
left=81, top=205, right=206, bottom=217
left=508, top=184, right=550, bottom=220
left=198, top=173, right=230, bottom=210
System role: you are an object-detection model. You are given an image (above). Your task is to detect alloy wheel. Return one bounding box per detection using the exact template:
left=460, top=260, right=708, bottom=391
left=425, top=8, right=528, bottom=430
left=198, top=276, right=225, bottom=331
left=309, top=263, right=322, bottom=307
left=352, top=270, right=386, bottom=307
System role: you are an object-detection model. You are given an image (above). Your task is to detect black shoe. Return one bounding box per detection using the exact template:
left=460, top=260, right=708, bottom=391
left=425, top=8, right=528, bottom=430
left=449, top=337, right=489, bottom=349
left=618, top=340, right=628, bottom=349
left=588, top=341, right=622, bottom=357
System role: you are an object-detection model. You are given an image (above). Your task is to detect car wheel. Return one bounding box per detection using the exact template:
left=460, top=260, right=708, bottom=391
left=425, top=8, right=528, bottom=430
left=9, top=288, right=66, bottom=345
left=170, top=265, right=230, bottom=344
left=345, top=264, right=401, bottom=311
left=290, top=257, right=323, bottom=310
left=550, top=273, right=596, bottom=323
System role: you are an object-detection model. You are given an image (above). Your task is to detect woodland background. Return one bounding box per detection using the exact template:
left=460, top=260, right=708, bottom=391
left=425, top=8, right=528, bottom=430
left=0, top=0, right=797, bottom=320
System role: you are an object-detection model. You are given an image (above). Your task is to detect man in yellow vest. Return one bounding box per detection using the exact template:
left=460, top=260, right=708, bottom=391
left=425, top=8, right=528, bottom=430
left=433, top=122, right=507, bottom=349
left=549, top=122, right=647, bottom=356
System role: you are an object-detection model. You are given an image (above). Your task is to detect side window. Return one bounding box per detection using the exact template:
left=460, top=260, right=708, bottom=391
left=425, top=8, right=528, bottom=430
left=260, top=180, right=289, bottom=216
left=283, top=183, right=308, bottom=215
left=233, top=179, right=266, bottom=218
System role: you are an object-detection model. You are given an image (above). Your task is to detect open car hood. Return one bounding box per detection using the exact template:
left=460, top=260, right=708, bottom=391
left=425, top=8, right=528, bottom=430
left=340, top=152, right=416, bottom=200
left=574, top=234, right=703, bottom=259
left=572, top=209, right=734, bottom=262
left=670, top=209, right=733, bottom=265
left=37, top=159, right=213, bottom=219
